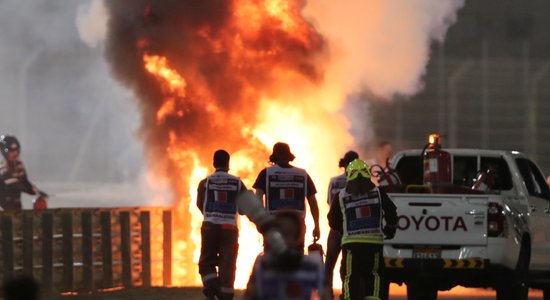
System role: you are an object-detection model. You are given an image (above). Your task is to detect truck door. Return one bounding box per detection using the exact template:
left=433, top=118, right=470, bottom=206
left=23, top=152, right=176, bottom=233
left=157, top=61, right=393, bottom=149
left=515, top=158, right=550, bottom=270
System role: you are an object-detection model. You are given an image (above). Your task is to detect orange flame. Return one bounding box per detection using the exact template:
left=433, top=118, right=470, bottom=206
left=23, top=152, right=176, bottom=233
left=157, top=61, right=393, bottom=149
left=137, top=0, right=350, bottom=289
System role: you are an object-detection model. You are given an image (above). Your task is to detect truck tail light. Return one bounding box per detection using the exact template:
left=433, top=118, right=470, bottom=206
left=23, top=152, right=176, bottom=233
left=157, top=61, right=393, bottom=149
left=487, top=202, right=507, bottom=237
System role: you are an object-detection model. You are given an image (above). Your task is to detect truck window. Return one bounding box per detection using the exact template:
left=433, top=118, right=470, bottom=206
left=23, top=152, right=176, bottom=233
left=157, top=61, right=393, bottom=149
left=516, top=158, right=550, bottom=199
left=453, top=156, right=477, bottom=186
left=396, top=155, right=513, bottom=190
left=480, top=157, right=513, bottom=191
left=395, top=155, right=423, bottom=185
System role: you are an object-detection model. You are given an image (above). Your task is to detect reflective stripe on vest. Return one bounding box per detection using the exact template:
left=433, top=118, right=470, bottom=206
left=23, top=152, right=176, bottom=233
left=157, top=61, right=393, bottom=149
left=266, top=165, right=307, bottom=214
left=328, top=174, right=346, bottom=205
left=203, top=172, right=240, bottom=226
left=339, top=188, right=383, bottom=245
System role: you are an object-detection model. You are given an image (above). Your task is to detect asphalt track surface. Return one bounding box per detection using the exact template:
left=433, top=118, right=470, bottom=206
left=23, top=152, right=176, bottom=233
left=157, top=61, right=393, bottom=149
left=56, top=287, right=544, bottom=300
left=376, top=286, right=544, bottom=300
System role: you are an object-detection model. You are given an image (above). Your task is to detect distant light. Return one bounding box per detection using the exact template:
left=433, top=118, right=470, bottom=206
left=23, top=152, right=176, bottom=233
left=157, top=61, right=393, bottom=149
left=511, top=151, right=520, bottom=155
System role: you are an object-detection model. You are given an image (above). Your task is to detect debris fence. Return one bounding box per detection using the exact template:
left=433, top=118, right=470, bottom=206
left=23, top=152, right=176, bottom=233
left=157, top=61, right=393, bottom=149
left=0, top=208, right=173, bottom=292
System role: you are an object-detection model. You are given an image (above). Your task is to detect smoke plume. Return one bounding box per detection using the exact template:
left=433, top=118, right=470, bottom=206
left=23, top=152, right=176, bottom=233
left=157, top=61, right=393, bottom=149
left=305, top=0, right=465, bottom=98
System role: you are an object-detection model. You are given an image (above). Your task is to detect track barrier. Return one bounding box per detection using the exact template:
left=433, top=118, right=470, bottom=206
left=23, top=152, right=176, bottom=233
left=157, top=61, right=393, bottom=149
left=0, top=208, right=173, bottom=293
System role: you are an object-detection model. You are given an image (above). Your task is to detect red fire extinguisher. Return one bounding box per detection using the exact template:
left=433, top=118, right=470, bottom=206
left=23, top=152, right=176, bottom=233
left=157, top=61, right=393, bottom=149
left=307, top=237, right=324, bottom=265
left=33, top=191, right=49, bottom=210
left=472, top=167, right=496, bottom=192
left=370, top=158, right=402, bottom=187
left=422, top=134, right=452, bottom=186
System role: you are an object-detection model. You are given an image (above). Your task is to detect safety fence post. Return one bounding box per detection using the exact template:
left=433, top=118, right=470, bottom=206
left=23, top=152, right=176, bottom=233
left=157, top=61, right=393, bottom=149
left=120, top=211, right=132, bottom=287
left=81, top=210, right=93, bottom=291
left=100, top=211, right=113, bottom=288
left=162, top=210, right=172, bottom=286
left=62, top=211, right=74, bottom=290
left=1, top=215, right=14, bottom=279
left=140, top=211, right=151, bottom=287
left=41, top=212, right=54, bottom=293
left=22, top=212, right=34, bottom=276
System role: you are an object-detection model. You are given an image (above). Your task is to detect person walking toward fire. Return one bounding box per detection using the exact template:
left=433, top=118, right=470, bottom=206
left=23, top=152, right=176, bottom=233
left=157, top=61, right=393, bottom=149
left=328, top=159, right=398, bottom=300
left=252, top=142, right=320, bottom=248
left=324, top=150, right=359, bottom=296
left=0, top=135, right=45, bottom=211
left=197, top=150, right=247, bottom=300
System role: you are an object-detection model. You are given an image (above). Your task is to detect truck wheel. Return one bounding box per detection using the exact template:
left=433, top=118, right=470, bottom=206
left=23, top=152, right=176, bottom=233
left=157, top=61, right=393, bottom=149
left=406, top=282, right=437, bottom=300
left=496, top=243, right=529, bottom=300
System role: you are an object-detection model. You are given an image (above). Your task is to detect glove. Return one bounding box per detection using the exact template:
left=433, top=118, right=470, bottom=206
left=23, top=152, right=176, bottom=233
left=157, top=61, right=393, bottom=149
left=383, top=226, right=396, bottom=240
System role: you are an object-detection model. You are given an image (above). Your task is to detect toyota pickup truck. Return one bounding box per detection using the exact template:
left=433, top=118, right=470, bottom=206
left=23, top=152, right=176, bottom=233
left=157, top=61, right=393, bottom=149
left=380, top=148, right=550, bottom=300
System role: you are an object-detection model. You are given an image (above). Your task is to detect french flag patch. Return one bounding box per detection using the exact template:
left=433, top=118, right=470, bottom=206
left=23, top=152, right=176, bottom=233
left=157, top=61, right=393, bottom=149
left=286, top=282, right=302, bottom=297
left=355, top=206, right=371, bottom=218
left=280, top=188, right=295, bottom=199
left=215, top=191, right=228, bottom=203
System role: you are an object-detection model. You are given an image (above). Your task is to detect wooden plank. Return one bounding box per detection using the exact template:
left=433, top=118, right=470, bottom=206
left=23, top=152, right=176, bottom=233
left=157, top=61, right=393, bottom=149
left=100, top=211, right=113, bottom=288
left=120, top=211, right=132, bottom=287
left=1, top=215, right=14, bottom=278
left=22, top=213, right=34, bottom=276
left=162, top=210, right=172, bottom=286
left=81, top=211, right=93, bottom=291
left=62, top=212, right=74, bottom=290
left=140, top=211, right=151, bottom=287
left=41, top=212, right=54, bottom=292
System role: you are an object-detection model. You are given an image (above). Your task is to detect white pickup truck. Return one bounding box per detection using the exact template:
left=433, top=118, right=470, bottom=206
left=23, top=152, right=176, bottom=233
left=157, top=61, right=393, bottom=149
left=381, top=149, right=550, bottom=300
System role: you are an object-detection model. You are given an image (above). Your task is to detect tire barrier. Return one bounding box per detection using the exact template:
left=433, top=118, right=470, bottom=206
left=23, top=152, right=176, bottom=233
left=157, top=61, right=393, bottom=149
left=0, top=208, right=173, bottom=293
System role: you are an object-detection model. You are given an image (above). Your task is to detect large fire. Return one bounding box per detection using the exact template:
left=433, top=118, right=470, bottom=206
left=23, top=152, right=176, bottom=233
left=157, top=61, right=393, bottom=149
left=90, top=0, right=480, bottom=295
left=103, top=0, right=352, bottom=288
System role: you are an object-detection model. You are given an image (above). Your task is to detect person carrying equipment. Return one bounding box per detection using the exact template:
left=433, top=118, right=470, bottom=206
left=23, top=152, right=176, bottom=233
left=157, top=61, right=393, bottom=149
left=0, top=135, right=45, bottom=211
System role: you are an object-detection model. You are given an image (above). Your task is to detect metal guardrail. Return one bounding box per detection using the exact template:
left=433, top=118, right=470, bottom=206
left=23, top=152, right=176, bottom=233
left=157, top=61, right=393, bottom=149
left=0, top=208, right=173, bottom=292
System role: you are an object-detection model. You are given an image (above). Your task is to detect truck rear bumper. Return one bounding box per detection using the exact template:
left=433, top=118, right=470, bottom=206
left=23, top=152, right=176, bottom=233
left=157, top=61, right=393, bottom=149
left=383, top=258, right=509, bottom=289
left=382, top=238, right=520, bottom=289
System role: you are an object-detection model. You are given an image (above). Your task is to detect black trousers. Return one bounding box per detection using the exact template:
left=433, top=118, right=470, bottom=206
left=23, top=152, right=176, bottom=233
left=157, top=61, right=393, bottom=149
left=0, top=196, right=22, bottom=210
left=340, top=243, right=387, bottom=300
left=198, top=222, right=239, bottom=300
left=324, top=228, right=342, bottom=288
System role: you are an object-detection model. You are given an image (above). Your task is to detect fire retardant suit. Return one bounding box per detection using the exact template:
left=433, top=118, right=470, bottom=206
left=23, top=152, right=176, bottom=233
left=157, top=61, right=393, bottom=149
left=328, top=159, right=398, bottom=300
left=197, top=167, right=246, bottom=300
left=0, top=135, right=37, bottom=211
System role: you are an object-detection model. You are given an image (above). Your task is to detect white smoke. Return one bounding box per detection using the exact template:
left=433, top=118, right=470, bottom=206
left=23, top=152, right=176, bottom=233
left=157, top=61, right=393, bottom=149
left=0, top=0, right=147, bottom=208
left=305, top=0, right=464, bottom=98
left=76, top=0, right=108, bottom=48
left=304, top=0, right=464, bottom=151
